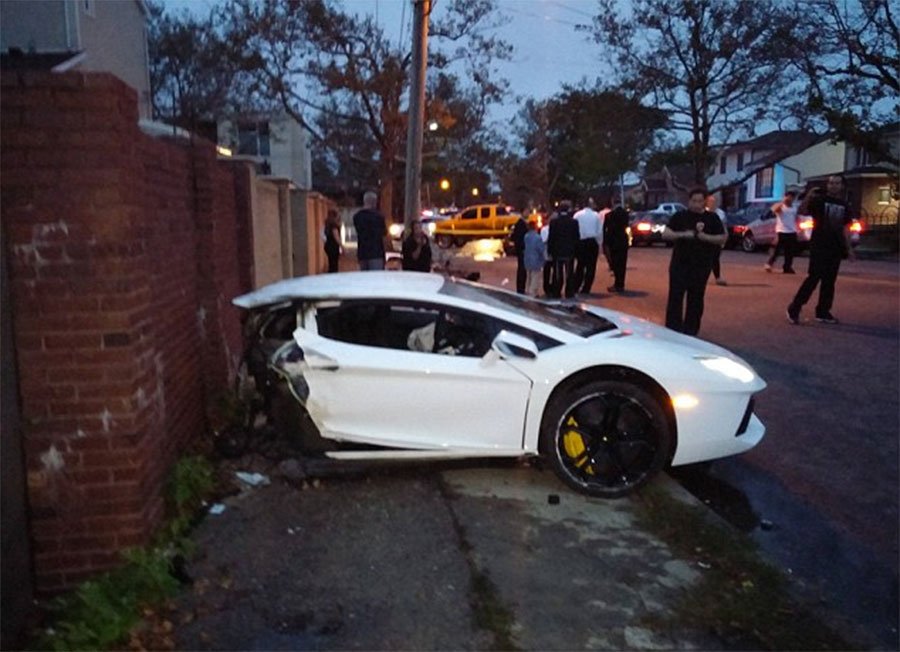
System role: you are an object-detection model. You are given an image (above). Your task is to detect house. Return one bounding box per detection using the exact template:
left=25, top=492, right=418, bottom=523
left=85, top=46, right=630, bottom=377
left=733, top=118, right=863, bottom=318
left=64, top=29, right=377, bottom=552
left=837, top=123, right=899, bottom=234
left=707, top=131, right=846, bottom=210
left=0, top=0, right=151, bottom=118
left=217, top=114, right=313, bottom=190
left=632, top=163, right=695, bottom=209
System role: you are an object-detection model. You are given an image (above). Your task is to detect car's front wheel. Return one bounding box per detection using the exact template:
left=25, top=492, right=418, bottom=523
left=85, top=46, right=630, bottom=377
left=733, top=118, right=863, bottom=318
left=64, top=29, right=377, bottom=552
left=435, top=234, right=453, bottom=249
left=540, top=380, right=671, bottom=498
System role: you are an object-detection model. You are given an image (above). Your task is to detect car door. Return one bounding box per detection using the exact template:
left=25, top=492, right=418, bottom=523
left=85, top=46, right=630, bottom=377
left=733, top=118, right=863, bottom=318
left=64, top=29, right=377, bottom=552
left=756, top=208, right=776, bottom=245
left=295, top=300, right=533, bottom=453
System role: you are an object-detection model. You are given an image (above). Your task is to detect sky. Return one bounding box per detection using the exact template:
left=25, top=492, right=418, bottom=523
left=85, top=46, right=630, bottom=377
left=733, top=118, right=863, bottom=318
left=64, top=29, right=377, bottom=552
left=164, top=0, right=613, bottom=128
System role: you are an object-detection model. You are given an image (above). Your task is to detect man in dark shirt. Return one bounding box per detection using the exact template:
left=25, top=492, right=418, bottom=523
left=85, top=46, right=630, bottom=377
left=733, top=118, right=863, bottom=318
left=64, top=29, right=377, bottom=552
left=510, top=212, right=529, bottom=294
left=353, top=190, right=390, bottom=271
left=401, top=220, right=432, bottom=272
left=546, top=200, right=580, bottom=299
left=787, top=175, right=855, bottom=324
left=603, top=206, right=630, bottom=293
left=662, top=188, right=727, bottom=335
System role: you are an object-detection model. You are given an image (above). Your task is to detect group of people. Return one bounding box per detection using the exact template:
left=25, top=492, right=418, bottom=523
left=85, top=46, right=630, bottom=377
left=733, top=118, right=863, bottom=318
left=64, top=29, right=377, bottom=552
left=511, top=199, right=631, bottom=300
left=331, top=174, right=855, bottom=336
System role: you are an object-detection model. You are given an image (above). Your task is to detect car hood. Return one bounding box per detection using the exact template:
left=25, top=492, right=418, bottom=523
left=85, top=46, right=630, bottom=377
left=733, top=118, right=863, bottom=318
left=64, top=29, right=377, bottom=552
left=583, top=305, right=735, bottom=357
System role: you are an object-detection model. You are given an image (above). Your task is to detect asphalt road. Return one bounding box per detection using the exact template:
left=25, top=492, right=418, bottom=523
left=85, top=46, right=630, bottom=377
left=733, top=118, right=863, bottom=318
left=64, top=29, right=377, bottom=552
left=468, top=245, right=900, bottom=648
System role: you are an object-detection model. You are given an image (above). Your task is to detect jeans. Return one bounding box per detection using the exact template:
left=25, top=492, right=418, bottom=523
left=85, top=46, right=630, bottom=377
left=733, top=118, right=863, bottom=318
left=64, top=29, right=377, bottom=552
left=790, top=250, right=842, bottom=316
left=358, top=258, right=385, bottom=271
left=666, top=262, right=712, bottom=336
left=768, top=232, right=798, bottom=271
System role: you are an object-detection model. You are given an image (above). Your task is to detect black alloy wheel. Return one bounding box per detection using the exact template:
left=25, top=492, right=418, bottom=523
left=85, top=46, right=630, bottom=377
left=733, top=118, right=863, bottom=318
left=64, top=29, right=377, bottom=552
left=741, top=231, right=757, bottom=253
left=541, top=380, right=671, bottom=498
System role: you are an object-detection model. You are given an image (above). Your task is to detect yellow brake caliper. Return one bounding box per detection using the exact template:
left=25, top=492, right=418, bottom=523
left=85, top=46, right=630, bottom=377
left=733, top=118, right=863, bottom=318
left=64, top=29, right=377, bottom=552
left=562, top=416, right=594, bottom=475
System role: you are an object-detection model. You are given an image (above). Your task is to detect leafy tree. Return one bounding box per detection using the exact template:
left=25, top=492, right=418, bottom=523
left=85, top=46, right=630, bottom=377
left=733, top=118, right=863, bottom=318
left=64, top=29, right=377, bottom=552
left=500, top=88, right=665, bottom=208
left=778, top=0, right=899, bottom=164
left=585, top=0, right=791, bottom=184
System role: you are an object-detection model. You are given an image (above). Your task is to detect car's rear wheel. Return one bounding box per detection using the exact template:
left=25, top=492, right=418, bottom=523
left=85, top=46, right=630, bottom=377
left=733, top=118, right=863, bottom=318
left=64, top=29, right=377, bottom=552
left=540, top=380, right=671, bottom=498
left=741, top=232, right=756, bottom=252
left=435, top=234, right=454, bottom=249
left=453, top=236, right=468, bottom=248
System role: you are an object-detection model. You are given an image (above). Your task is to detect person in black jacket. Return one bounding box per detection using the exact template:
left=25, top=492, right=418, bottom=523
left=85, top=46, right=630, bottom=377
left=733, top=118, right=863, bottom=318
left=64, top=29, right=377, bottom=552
left=401, top=221, right=433, bottom=272
left=547, top=200, right=580, bottom=298
left=604, top=206, right=630, bottom=292
left=509, top=213, right=529, bottom=294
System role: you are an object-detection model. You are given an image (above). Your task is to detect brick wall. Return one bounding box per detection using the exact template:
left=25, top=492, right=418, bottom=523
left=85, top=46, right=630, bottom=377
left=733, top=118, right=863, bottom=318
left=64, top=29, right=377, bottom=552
left=1, top=71, right=248, bottom=592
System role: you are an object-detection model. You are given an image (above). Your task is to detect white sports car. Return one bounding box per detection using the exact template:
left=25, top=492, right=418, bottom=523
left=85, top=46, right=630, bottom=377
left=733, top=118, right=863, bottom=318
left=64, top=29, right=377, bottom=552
left=233, top=272, right=766, bottom=498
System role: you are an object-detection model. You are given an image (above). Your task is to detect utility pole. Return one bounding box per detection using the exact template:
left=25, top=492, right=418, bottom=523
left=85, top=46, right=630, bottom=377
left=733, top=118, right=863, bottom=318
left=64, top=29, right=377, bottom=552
left=403, top=0, right=430, bottom=228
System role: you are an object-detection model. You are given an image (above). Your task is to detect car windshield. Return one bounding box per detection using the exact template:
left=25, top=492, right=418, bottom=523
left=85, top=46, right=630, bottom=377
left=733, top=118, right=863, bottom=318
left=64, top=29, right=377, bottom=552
left=440, top=279, right=616, bottom=337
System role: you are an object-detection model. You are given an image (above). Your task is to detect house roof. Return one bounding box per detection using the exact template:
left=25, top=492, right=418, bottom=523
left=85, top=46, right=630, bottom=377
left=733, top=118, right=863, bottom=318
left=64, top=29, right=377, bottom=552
left=723, top=130, right=825, bottom=155
left=806, top=165, right=899, bottom=181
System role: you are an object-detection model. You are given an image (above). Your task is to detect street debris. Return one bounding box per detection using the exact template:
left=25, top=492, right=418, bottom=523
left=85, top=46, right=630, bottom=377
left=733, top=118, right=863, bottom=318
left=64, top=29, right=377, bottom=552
left=208, top=504, right=226, bottom=515
left=235, top=471, right=270, bottom=487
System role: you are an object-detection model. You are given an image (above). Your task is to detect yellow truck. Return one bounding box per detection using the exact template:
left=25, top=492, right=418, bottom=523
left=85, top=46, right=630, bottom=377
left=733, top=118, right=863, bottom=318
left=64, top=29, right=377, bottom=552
left=433, top=203, right=529, bottom=248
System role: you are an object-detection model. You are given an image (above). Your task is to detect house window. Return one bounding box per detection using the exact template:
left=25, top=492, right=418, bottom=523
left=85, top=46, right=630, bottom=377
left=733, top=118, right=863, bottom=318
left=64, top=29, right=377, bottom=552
left=737, top=152, right=745, bottom=172
left=719, top=155, right=727, bottom=174
left=237, top=121, right=270, bottom=157
left=878, top=186, right=892, bottom=204
left=855, top=148, right=870, bottom=168
left=755, top=167, right=774, bottom=198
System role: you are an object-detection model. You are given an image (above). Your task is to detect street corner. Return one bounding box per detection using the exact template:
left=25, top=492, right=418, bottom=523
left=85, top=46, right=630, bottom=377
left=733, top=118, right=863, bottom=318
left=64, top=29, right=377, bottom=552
left=438, top=465, right=724, bottom=650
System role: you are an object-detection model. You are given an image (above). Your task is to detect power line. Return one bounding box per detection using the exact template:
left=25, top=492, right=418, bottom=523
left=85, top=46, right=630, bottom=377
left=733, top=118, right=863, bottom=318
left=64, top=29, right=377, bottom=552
left=503, top=5, right=584, bottom=27
left=548, top=1, right=595, bottom=19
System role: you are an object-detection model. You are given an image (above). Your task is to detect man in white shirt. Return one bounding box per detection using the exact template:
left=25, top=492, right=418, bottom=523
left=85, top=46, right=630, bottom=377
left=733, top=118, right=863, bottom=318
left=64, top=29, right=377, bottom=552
left=766, top=190, right=799, bottom=274
left=573, top=198, right=604, bottom=294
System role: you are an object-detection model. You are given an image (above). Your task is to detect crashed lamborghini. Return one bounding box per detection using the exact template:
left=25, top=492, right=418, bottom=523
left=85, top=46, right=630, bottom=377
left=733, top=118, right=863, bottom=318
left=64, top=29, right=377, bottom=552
left=232, top=271, right=766, bottom=498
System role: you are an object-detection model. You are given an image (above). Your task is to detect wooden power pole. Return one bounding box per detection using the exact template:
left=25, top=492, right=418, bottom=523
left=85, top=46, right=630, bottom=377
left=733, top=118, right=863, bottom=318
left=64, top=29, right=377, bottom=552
left=403, top=0, right=430, bottom=227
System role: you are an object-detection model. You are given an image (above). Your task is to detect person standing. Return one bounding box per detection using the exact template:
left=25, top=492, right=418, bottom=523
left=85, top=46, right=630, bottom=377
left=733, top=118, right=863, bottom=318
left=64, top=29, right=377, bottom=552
left=547, top=200, right=580, bottom=299
left=510, top=212, right=529, bottom=294
left=573, top=198, right=603, bottom=294
left=705, top=194, right=728, bottom=286
left=787, top=176, right=855, bottom=325
left=662, top=188, right=727, bottom=335
left=401, top=220, right=433, bottom=272
left=323, top=209, right=342, bottom=273
left=603, top=206, right=630, bottom=293
left=766, top=190, right=799, bottom=274
left=523, top=221, right=545, bottom=297
left=353, top=190, right=390, bottom=271
left=540, top=218, right=554, bottom=297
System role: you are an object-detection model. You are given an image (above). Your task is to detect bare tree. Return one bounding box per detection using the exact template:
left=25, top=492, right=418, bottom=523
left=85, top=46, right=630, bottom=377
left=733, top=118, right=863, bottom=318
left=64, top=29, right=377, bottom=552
left=585, top=0, right=790, bottom=184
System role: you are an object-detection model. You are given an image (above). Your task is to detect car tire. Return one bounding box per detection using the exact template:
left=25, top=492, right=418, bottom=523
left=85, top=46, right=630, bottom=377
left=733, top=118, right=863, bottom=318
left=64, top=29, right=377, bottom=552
left=540, top=380, right=672, bottom=498
left=453, top=236, right=468, bottom=248
left=741, top=232, right=756, bottom=253
left=436, top=234, right=453, bottom=249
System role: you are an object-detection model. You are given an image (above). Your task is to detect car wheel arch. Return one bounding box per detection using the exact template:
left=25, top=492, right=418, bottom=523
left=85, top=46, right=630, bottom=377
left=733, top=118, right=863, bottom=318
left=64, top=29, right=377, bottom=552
left=539, top=364, right=678, bottom=463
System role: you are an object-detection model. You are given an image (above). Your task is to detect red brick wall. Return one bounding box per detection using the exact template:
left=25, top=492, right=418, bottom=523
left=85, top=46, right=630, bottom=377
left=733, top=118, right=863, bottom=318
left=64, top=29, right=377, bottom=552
left=1, top=71, right=248, bottom=592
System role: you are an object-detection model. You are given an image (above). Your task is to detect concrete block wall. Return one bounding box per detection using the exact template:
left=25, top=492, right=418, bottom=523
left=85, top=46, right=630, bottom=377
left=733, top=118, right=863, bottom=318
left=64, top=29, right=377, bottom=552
left=1, top=71, right=248, bottom=592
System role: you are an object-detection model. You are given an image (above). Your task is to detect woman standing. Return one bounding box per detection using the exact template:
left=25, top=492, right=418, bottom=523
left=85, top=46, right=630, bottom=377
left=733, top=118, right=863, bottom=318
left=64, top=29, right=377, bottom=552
left=324, top=209, right=342, bottom=273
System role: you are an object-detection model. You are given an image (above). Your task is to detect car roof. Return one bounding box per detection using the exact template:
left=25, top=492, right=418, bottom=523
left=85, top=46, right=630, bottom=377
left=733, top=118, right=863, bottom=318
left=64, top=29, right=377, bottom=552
left=234, top=271, right=446, bottom=309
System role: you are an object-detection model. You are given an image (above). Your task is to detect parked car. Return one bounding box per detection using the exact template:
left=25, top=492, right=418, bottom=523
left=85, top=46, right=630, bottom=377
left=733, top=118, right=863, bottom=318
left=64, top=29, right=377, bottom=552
left=649, top=202, right=687, bottom=215
left=233, top=272, right=767, bottom=498
left=724, top=213, right=751, bottom=249
left=735, top=202, right=862, bottom=252
left=629, top=212, right=672, bottom=247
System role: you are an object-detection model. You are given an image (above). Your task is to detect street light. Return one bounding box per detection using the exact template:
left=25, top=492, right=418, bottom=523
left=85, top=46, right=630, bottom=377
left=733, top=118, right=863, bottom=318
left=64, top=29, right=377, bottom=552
left=440, top=178, right=451, bottom=191
left=427, top=120, right=439, bottom=132
left=471, top=187, right=479, bottom=197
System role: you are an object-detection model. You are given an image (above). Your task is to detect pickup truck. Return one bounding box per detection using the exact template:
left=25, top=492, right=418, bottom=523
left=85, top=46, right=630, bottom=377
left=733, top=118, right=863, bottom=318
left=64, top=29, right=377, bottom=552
left=433, top=203, right=525, bottom=248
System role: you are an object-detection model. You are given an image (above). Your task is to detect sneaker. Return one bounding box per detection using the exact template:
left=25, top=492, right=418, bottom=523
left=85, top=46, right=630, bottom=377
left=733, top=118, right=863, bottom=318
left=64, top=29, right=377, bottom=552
left=715, top=278, right=728, bottom=286
left=786, top=305, right=800, bottom=325
left=783, top=268, right=796, bottom=274
left=765, top=264, right=773, bottom=272
left=816, top=313, right=839, bottom=324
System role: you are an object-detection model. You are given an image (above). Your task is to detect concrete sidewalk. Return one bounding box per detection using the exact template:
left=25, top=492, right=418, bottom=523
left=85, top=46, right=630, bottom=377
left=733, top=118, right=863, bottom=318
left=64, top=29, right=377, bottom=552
left=172, top=463, right=723, bottom=651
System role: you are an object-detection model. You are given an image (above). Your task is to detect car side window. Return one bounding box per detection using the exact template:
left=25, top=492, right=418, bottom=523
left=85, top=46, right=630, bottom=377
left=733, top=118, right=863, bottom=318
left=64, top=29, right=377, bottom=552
left=315, top=301, right=439, bottom=351
left=496, top=205, right=509, bottom=216
left=461, top=209, right=477, bottom=220
left=479, top=207, right=490, bottom=219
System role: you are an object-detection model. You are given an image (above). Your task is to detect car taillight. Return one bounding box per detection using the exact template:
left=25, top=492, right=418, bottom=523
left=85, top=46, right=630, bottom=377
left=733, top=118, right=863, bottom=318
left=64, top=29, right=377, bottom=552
left=733, top=225, right=747, bottom=233
left=636, top=222, right=652, bottom=232
left=850, top=220, right=862, bottom=233
left=798, top=219, right=814, bottom=230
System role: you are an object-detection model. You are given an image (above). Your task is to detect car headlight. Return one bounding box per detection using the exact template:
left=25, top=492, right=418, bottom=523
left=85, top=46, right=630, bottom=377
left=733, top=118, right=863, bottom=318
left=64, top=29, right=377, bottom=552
left=695, top=356, right=755, bottom=383
left=388, top=223, right=404, bottom=238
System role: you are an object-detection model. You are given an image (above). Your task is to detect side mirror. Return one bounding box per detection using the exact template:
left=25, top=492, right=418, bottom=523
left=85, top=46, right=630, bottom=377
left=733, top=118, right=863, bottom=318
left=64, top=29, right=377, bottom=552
left=491, top=330, right=538, bottom=360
